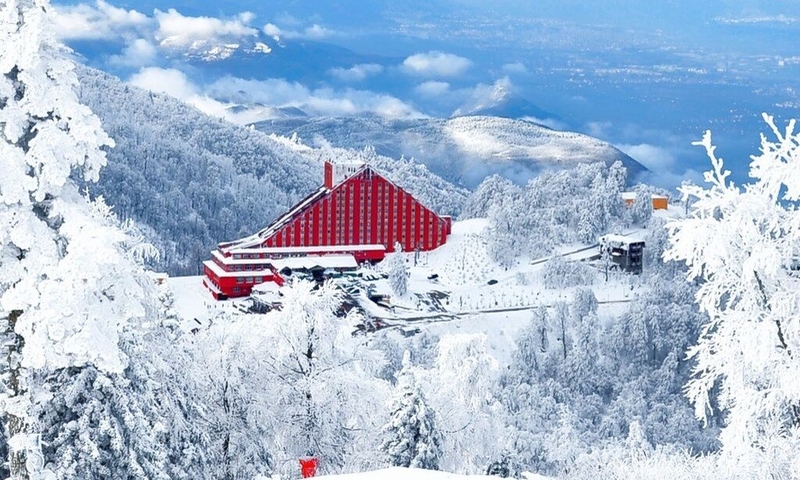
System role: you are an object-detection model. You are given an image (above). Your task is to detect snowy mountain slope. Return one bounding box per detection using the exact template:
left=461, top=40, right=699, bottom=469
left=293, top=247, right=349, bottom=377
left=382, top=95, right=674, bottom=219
left=443, top=116, right=633, bottom=167
left=75, top=66, right=318, bottom=275
left=75, top=66, right=467, bottom=275
left=256, top=115, right=646, bottom=187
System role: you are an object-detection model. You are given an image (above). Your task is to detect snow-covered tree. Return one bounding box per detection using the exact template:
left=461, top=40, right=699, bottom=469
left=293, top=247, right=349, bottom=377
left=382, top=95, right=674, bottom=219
left=513, top=307, right=544, bottom=375
left=381, top=351, right=442, bottom=470
left=422, top=334, right=506, bottom=473
left=386, top=242, right=409, bottom=297
left=542, top=255, right=595, bottom=289
left=664, top=115, right=800, bottom=470
left=260, top=280, right=389, bottom=476
left=0, top=1, right=159, bottom=476
left=478, top=161, right=629, bottom=266
left=628, top=184, right=654, bottom=226
left=562, top=289, right=601, bottom=394
left=181, top=317, right=275, bottom=480
left=461, top=175, right=520, bottom=219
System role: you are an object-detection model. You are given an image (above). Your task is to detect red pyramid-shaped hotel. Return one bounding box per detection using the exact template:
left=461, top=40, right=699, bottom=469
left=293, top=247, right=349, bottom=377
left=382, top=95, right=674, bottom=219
left=203, top=160, right=452, bottom=299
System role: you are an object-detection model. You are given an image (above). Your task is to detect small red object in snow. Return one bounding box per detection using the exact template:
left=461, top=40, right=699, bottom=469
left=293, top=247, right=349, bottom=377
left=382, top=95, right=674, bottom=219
left=299, top=456, right=318, bottom=478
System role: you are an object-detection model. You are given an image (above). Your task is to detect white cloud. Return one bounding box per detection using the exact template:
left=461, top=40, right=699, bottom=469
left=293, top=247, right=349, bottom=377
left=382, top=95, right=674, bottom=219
left=263, top=23, right=282, bottom=40
left=154, top=9, right=257, bottom=45
left=635, top=168, right=704, bottom=191
left=300, top=24, right=333, bottom=40
left=585, top=121, right=613, bottom=139
left=617, top=143, right=676, bottom=171
left=128, top=71, right=423, bottom=121
left=127, top=67, right=234, bottom=120
left=207, top=77, right=310, bottom=104
left=53, top=0, right=152, bottom=41
left=54, top=3, right=264, bottom=53
left=415, top=81, right=451, bottom=97
left=264, top=22, right=336, bottom=41
left=329, top=64, right=384, bottom=82
left=502, top=62, right=527, bottom=74
left=109, top=39, right=158, bottom=68
left=128, top=67, right=198, bottom=98
left=238, top=12, right=256, bottom=24
left=207, top=77, right=423, bottom=119
left=402, top=51, right=473, bottom=77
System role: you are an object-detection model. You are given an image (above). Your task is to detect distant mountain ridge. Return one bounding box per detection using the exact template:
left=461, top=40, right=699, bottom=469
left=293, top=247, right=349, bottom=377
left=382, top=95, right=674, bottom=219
left=452, top=78, right=560, bottom=123
left=256, top=115, right=646, bottom=187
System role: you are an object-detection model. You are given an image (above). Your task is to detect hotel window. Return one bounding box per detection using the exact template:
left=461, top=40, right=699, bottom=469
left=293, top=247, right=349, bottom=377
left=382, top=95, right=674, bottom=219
left=237, top=277, right=244, bottom=284
left=246, top=277, right=254, bottom=284
left=317, top=209, right=323, bottom=244
left=411, top=203, right=416, bottom=244
left=255, top=277, right=262, bottom=283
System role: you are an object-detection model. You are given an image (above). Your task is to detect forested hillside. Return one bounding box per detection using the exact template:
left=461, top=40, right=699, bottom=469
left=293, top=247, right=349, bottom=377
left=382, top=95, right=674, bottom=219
left=464, top=162, right=668, bottom=266
left=76, top=67, right=468, bottom=274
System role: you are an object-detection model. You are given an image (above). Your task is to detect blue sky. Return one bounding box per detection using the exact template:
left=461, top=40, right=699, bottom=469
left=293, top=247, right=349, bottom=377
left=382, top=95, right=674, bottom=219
left=52, top=0, right=800, bottom=188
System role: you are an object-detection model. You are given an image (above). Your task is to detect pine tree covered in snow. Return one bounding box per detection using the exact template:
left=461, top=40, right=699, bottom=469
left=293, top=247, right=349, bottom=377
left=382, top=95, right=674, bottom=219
left=381, top=351, right=442, bottom=470
left=664, top=115, right=800, bottom=474
left=0, top=1, right=160, bottom=477
left=386, top=243, right=409, bottom=297
left=31, top=364, right=170, bottom=480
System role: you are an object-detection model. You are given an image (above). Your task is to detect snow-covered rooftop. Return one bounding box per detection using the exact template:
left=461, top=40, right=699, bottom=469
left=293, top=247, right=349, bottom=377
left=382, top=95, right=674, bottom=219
left=227, top=244, right=385, bottom=256
left=273, top=255, right=358, bottom=271
left=219, top=186, right=329, bottom=253
left=202, top=260, right=274, bottom=278
left=600, top=233, right=644, bottom=245
left=211, top=250, right=273, bottom=266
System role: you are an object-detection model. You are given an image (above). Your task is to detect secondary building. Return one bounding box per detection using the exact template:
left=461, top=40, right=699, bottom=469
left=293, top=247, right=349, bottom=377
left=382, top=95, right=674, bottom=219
left=203, top=160, right=452, bottom=299
left=599, top=234, right=645, bottom=274
left=621, top=192, right=669, bottom=210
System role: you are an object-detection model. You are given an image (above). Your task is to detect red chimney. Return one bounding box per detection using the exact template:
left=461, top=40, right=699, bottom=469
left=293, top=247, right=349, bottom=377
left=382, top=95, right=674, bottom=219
left=324, top=161, right=334, bottom=189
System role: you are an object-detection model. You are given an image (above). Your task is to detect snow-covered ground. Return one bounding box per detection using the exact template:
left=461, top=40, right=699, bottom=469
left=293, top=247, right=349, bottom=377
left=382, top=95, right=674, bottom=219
left=166, top=216, right=665, bottom=363
left=167, top=275, right=249, bottom=329
left=257, top=467, right=548, bottom=480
